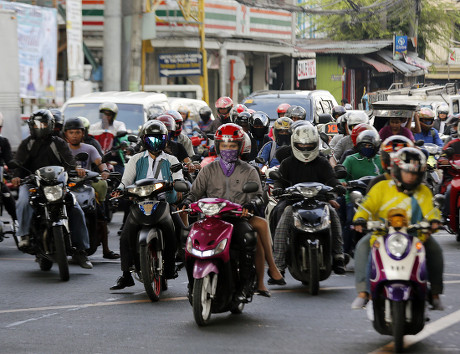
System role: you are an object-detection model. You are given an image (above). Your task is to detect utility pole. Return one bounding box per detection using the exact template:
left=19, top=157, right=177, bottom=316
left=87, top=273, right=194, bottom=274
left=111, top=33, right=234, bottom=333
left=128, top=0, right=143, bottom=91
left=103, top=0, right=122, bottom=91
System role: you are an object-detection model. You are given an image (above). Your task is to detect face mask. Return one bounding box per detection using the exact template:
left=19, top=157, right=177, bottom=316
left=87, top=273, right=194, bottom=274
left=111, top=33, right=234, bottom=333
left=220, top=149, right=239, bottom=163
left=360, top=147, right=376, bottom=158
left=276, top=134, right=291, bottom=146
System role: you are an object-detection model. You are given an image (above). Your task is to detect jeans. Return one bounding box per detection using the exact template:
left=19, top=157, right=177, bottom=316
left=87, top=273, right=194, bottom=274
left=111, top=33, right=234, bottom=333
left=16, top=184, right=89, bottom=250
left=354, top=232, right=444, bottom=295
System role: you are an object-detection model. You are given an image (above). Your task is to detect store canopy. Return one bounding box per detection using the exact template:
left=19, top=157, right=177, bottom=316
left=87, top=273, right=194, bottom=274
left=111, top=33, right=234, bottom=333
left=356, top=55, right=394, bottom=73
left=376, top=50, right=427, bottom=77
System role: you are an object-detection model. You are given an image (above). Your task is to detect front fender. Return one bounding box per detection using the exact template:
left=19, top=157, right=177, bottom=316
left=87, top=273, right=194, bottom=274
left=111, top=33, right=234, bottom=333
left=193, top=259, right=219, bottom=279
left=384, top=283, right=412, bottom=301
left=138, top=227, right=163, bottom=251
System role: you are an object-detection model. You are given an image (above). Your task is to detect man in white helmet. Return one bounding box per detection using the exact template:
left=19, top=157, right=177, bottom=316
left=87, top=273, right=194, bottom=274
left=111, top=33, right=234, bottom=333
left=333, top=111, right=369, bottom=162
left=271, top=122, right=346, bottom=276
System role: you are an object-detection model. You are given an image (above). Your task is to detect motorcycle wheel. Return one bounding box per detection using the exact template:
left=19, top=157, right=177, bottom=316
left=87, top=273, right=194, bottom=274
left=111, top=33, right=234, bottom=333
left=38, top=256, right=53, bottom=271
left=392, top=301, right=405, bottom=353
left=139, top=244, right=161, bottom=302
left=192, top=274, right=214, bottom=326
left=308, top=246, right=320, bottom=296
left=53, top=226, right=69, bottom=281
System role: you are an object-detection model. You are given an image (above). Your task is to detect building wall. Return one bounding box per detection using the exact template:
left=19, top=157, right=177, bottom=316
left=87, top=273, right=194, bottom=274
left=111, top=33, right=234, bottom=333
left=316, top=55, right=342, bottom=104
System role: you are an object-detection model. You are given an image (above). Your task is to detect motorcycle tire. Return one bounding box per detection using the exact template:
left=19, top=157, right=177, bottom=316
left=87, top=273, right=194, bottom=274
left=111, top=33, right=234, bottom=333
left=53, top=226, right=69, bottom=281
left=308, top=246, right=320, bottom=296
left=392, top=301, right=405, bottom=353
left=38, top=256, right=53, bottom=271
left=139, top=244, right=161, bottom=302
left=192, top=274, right=214, bottom=326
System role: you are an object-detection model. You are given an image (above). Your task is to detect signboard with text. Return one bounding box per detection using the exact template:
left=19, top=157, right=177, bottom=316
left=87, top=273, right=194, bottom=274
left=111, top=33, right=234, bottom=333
left=394, top=35, right=408, bottom=59
left=297, top=59, right=316, bottom=80
left=158, top=53, right=202, bottom=77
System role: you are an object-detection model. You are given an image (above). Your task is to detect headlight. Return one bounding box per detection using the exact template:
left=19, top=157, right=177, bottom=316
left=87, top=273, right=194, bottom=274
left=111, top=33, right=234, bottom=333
left=198, top=202, right=227, bottom=216
left=43, top=185, right=64, bottom=202
left=293, top=206, right=330, bottom=232
left=186, top=237, right=228, bottom=258
left=296, top=185, right=321, bottom=198
left=386, top=232, right=409, bottom=258
left=128, top=183, right=164, bottom=197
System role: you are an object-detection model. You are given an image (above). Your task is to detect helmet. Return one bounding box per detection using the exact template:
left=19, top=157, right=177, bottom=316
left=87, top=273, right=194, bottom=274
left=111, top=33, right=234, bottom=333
left=332, top=105, right=346, bottom=120
left=199, top=106, right=212, bottom=122
left=351, top=123, right=375, bottom=146
left=139, top=120, right=169, bottom=154
left=215, top=96, right=233, bottom=121
left=147, top=105, right=164, bottom=119
left=234, top=111, right=251, bottom=128
left=64, top=117, right=85, bottom=131
left=273, top=117, right=293, bottom=146
left=29, top=109, right=55, bottom=139
left=346, top=111, right=369, bottom=133
left=344, top=103, right=353, bottom=110
left=437, top=104, right=449, bottom=117
left=99, top=102, right=118, bottom=120
left=391, top=147, right=427, bottom=194
left=241, top=131, right=252, bottom=160
left=79, top=116, right=91, bottom=131
left=418, top=107, right=435, bottom=130
left=156, top=114, right=176, bottom=141
left=49, top=109, right=64, bottom=127
left=380, top=135, right=414, bottom=171
left=277, top=103, right=291, bottom=118
left=291, top=122, right=319, bottom=163
left=214, top=123, right=245, bottom=155
left=165, top=110, right=183, bottom=137
left=288, top=106, right=307, bottom=121
left=249, top=111, right=270, bottom=139
left=178, top=106, right=190, bottom=120
left=289, top=120, right=310, bottom=134
left=231, top=104, right=248, bottom=122
left=356, top=130, right=381, bottom=158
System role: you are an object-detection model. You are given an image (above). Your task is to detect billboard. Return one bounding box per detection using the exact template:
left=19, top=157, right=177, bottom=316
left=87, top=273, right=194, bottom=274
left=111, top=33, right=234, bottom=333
left=0, top=1, right=57, bottom=101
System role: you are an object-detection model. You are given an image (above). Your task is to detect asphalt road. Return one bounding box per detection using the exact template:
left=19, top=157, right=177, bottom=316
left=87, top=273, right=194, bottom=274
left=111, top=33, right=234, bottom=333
left=0, top=212, right=459, bottom=354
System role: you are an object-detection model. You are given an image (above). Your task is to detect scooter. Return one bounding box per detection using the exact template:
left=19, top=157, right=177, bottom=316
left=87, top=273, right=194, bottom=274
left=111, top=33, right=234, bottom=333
left=182, top=181, right=259, bottom=326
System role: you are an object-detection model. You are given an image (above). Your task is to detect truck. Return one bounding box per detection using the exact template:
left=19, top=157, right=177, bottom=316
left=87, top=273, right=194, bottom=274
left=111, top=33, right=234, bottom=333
left=0, top=10, right=22, bottom=151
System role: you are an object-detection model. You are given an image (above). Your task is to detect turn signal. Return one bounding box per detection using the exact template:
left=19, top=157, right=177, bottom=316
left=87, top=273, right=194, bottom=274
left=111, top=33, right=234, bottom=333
left=68, top=182, right=76, bottom=187
left=29, top=188, right=37, bottom=193
left=415, top=241, right=423, bottom=251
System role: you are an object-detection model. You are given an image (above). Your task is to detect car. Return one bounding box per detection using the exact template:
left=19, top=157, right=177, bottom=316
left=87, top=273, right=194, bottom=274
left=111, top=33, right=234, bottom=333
left=242, top=90, right=338, bottom=124
left=167, top=97, right=214, bottom=123
left=61, top=91, right=170, bottom=133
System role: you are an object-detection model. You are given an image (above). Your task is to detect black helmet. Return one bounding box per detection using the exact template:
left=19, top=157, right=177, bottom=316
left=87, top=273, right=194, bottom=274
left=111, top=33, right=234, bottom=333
left=199, top=106, right=212, bottom=122
left=29, top=109, right=54, bottom=139
left=234, top=111, right=251, bottom=128
left=49, top=109, right=64, bottom=126
left=332, top=105, right=346, bottom=120
left=288, top=106, right=307, bottom=121
left=391, top=147, right=427, bottom=195
left=249, top=111, right=269, bottom=139
left=356, top=130, right=381, bottom=158
left=139, top=120, right=168, bottom=153
left=64, top=117, right=85, bottom=131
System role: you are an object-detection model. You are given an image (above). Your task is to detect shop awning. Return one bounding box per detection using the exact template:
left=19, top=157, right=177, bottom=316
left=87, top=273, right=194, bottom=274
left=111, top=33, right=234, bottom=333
left=356, top=55, right=394, bottom=73
left=376, top=50, right=426, bottom=77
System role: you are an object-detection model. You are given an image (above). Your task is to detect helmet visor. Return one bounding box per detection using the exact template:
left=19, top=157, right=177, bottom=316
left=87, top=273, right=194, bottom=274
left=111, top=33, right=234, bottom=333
left=294, top=142, right=317, bottom=152
left=144, top=134, right=167, bottom=151
left=32, top=121, right=48, bottom=129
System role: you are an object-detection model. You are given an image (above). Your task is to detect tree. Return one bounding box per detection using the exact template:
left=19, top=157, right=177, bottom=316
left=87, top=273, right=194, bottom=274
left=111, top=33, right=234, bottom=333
left=303, top=0, right=460, bottom=58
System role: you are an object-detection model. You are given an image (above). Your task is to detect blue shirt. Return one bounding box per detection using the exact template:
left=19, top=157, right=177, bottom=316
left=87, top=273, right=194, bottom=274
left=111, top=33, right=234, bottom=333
left=413, top=128, right=443, bottom=147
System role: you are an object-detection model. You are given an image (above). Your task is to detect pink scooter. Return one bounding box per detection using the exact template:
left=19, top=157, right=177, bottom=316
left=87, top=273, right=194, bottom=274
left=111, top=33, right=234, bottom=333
left=183, top=183, right=259, bottom=326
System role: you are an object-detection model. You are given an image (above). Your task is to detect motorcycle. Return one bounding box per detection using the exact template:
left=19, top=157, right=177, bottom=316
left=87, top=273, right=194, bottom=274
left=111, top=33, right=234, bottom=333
left=269, top=170, right=345, bottom=295
left=422, top=143, right=442, bottom=194
left=0, top=163, right=16, bottom=244
left=10, top=161, right=76, bottom=281
left=181, top=181, right=259, bottom=326
left=118, top=176, right=189, bottom=302
left=352, top=198, right=431, bottom=353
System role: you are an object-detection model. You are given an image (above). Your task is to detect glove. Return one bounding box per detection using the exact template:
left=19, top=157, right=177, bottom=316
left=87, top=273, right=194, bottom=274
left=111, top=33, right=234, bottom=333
left=272, top=188, right=284, bottom=197
left=242, top=201, right=256, bottom=214
left=178, top=198, right=192, bottom=210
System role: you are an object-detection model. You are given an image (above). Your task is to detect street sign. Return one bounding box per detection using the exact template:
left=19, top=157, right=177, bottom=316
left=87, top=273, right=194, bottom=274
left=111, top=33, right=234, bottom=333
left=158, top=53, right=202, bottom=77
left=394, top=35, right=407, bottom=59
left=297, top=59, right=316, bottom=80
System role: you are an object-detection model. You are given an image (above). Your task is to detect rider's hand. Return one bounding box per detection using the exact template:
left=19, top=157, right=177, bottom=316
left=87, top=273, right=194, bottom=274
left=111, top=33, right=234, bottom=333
left=101, top=171, right=110, bottom=180
left=11, top=177, right=21, bottom=188
left=272, top=188, right=284, bottom=197
left=328, top=199, right=340, bottom=209
left=111, top=189, right=122, bottom=198
left=241, top=208, right=251, bottom=218
left=76, top=168, right=86, bottom=177
left=354, top=225, right=363, bottom=233
left=187, top=163, right=196, bottom=173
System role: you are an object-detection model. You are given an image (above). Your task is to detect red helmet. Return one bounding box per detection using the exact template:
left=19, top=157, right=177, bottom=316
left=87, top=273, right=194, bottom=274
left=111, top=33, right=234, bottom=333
left=277, top=103, right=291, bottom=117
left=215, top=96, right=233, bottom=120
left=236, top=104, right=247, bottom=114
left=165, top=110, right=183, bottom=137
left=351, top=123, right=375, bottom=146
left=156, top=114, right=176, bottom=141
left=380, top=135, right=414, bottom=171
left=214, top=123, right=245, bottom=155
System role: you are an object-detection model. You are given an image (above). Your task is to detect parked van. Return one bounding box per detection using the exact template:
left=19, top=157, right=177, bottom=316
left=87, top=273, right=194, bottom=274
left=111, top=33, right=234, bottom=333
left=168, top=97, right=214, bottom=123
left=61, top=91, right=170, bottom=133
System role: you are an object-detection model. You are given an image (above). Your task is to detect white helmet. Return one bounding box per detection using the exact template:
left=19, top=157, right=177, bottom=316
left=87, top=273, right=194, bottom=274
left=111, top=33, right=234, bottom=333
left=346, top=111, right=369, bottom=131
left=242, top=131, right=251, bottom=155
left=291, top=122, right=319, bottom=163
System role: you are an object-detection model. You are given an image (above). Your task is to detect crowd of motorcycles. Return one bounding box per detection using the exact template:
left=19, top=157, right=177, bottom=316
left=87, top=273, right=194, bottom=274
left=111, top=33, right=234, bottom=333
left=1, top=109, right=458, bottom=353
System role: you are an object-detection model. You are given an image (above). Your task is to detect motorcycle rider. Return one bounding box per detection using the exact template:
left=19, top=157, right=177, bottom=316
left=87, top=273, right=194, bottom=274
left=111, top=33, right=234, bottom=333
left=287, top=106, right=307, bottom=122
left=49, top=108, right=64, bottom=138
left=249, top=111, right=271, bottom=152
left=271, top=122, right=347, bottom=275
left=63, top=117, right=119, bottom=259
left=276, top=103, right=291, bottom=118
left=209, top=96, right=233, bottom=133
left=0, top=112, right=17, bottom=226
left=258, top=117, right=293, bottom=169
left=198, top=106, right=213, bottom=133
left=413, top=107, right=443, bottom=147
left=378, top=111, right=415, bottom=142
left=166, top=110, right=195, bottom=158
left=110, top=120, right=184, bottom=290
left=333, top=111, right=369, bottom=163
left=181, top=123, right=285, bottom=299
left=12, top=110, right=92, bottom=269
left=339, top=123, right=376, bottom=164
left=230, top=104, right=248, bottom=122
left=434, top=104, right=449, bottom=135
left=329, top=106, right=348, bottom=149
left=179, top=106, right=201, bottom=138
left=90, top=102, right=127, bottom=135
left=79, top=116, right=104, bottom=156
left=352, top=147, right=444, bottom=310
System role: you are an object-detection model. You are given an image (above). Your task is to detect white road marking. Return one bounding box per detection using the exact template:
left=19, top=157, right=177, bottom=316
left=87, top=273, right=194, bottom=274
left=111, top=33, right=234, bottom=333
left=6, top=312, right=58, bottom=328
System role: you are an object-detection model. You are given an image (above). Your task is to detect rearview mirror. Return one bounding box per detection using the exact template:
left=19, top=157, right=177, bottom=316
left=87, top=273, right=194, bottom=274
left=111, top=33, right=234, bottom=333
left=242, top=181, right=259, bottom=193
left=75, top=152, right=89, bottom=162
left=174, top=180, right=189, bottom=193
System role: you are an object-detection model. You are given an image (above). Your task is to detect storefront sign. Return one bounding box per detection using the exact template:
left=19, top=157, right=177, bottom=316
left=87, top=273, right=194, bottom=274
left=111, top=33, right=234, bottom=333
left=297, top=59, right=316, bottom=80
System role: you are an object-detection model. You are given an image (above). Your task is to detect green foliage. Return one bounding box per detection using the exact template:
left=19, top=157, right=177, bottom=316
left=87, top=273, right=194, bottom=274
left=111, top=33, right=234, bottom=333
left=304, top=0, right=460, bottom=56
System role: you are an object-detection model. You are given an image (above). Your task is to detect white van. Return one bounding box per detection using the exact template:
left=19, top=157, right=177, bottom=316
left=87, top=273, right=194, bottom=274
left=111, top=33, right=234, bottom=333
left=168, top=97, right=214, bottom=123
left=61, top=91, right=170, bottom=133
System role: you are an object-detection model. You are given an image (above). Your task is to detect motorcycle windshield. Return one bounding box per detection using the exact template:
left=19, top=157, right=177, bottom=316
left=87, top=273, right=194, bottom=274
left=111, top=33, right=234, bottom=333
left=295, top=206, right=328, bottom=226
left=36, top=166, right=68, bottom=185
